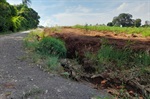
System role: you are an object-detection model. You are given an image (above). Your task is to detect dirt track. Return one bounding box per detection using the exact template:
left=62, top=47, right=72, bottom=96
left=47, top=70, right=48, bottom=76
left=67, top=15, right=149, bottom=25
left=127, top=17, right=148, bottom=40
left=0, top=31, right=110, bottom=99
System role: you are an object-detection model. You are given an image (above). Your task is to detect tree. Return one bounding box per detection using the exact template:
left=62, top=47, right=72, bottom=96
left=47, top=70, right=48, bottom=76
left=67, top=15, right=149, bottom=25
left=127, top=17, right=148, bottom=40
left=134, top=19, right=141, bottom=27
left=22, top=0, right=31, bottom=6
left=0, top=0, right=6, bottom=3
left=0, top=0, right=40, bottom=33
left=145, top=20, right=150, bottom=26
left=0, top=2, right=12, bottom=32
left=17, top=6, right=40, bottom=28
left=107, top=22, right=113, bottom=26
left=112, top=13, right=134, bottom=27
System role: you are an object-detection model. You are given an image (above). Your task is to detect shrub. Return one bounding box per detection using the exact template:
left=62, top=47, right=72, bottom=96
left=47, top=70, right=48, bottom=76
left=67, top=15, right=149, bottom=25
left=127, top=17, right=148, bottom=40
left=36, top=37, right=67, bottom=58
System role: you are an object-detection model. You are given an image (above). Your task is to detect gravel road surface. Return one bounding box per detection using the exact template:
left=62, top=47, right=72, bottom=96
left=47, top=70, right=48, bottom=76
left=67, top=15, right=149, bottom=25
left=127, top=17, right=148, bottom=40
left=0, top=31, right=110, bottom=99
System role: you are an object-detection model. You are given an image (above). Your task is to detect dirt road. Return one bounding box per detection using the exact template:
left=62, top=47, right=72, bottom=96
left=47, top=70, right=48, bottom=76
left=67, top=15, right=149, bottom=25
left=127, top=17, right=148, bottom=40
left=0, top=31, right=109, bottom=99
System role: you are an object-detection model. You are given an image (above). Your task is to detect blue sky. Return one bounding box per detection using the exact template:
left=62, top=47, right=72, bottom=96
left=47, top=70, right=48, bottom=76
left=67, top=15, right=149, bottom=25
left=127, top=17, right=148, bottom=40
left=7, top=0, right=150, bottom=26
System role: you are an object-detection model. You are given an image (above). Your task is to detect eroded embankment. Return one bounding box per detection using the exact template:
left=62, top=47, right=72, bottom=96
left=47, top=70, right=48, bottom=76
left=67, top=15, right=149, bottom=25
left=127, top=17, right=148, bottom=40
left=50, top=28, right=150, bottom=98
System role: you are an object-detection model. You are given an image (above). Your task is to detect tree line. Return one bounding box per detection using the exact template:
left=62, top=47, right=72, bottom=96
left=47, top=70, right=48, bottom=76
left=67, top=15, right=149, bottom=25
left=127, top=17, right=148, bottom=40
left=107, top=13, right=150, bottom=27
left=0, top=0, right=40, bottom=33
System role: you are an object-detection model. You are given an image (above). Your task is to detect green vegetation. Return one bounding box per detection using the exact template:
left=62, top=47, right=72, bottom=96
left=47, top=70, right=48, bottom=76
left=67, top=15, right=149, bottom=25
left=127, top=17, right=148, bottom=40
left=91, top=96, right=110, bottom=99
left=24, top=30, right=40, bottom=51
left=74, top=25, right=150, bottom=37
left=22, top=88, right=42, bottom=98
left=45, top=56, right=64, bottom=73
left=0, top=1, right=40, bottom=33
left=36, top=37, right=66, bottom=58
left=24, top=29, right=66, bottom=72
left=84, top=40, right=150, bottom=98
left=85, top=44, right=150, bottom=73
left=24, top=28, right=150, bottom=98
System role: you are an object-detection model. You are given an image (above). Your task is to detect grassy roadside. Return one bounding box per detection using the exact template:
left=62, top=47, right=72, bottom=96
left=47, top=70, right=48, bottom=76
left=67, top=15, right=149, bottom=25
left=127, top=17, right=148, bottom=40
left=23, top=29, right=66, bottom=73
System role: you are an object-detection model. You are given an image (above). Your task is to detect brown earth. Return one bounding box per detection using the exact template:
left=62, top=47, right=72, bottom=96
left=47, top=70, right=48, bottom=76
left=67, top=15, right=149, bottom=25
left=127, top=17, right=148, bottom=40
left=51, top=27, right=150, bottom=58
left=48, top=27, right=150, bottom=98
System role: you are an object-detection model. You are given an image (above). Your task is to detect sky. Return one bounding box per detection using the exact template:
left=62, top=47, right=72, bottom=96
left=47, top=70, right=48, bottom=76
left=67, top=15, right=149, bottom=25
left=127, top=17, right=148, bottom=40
left=7, top=0, right=150, bottom=26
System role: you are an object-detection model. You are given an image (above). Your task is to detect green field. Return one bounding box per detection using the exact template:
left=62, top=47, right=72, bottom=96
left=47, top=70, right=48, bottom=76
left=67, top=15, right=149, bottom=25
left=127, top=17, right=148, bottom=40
left=73, top=25, right=150, bottom=37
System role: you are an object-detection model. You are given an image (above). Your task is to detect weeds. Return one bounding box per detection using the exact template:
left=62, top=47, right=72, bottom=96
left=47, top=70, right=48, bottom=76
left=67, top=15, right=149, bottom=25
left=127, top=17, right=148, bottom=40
left=61, top=72, right=70, bottom=79
left=24, top=29, right=66, bottom=73
left=46, top=56, right=60, bottom=71
left=85, top=44, right=150, bottom=73
left=23, top=30, right=40, bottom=51
left=22, top=88, right=42, bottom=99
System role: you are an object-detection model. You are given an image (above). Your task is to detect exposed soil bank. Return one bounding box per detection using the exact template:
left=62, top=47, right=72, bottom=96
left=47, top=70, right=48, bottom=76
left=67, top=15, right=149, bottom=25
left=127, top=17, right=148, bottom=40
left=50, top=27, right=150, bottom=98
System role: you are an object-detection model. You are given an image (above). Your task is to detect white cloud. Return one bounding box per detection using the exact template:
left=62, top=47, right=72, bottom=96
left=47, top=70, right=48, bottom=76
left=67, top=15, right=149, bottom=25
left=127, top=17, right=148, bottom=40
left=65, top=5, right=92, bottom=13
left=40, top=18, right=59, bottom=27
left=116, top=3, right=128, bottom=11
left=40, top=12, right=111, bottom=26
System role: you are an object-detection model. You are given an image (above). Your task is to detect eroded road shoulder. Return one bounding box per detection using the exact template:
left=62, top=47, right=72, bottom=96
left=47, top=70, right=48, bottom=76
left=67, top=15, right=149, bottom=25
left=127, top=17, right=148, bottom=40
left=0, top=32, right=109, bottom=99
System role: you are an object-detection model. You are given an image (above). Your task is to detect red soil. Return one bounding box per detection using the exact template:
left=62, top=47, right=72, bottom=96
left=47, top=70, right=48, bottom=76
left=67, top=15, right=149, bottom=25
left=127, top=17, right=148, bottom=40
left=51, top=27, right=150, bottom=58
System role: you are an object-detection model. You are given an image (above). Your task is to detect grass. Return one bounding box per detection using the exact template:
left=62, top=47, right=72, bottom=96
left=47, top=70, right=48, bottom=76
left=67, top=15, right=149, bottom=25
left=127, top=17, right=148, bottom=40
left=73, top=25, right=150, bottom=37
left=85, top=44, right=150, bottom=73
left=36, top=37, right=66, bottom=58
left=24, top=29, right=66, bottom=73
left=45, top=56, right=64, bottom=73
left=23, top=30, right=40, bottom=51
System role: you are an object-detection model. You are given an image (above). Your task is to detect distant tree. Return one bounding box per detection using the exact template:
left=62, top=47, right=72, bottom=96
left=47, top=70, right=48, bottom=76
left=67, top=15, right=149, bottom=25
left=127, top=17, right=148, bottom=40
left=107, top=22, right=113, bottom=26
left=96, top=23, right=99, bottom=26
left=22, top=0, right=31, bottom=6
left=145, top=20, right=150, bottom=26
left=134, top=19, right=141, bottom=27
left=112, top=13, right=134, bottom=27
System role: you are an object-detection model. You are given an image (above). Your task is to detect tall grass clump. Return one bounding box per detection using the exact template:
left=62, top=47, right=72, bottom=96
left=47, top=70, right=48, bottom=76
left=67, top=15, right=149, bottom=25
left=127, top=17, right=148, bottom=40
left=97, top=45, right=133, bottom=67
left=24, top=29, right=67, bottom=72
left=36, top=37, right=67, bottom=58
left=45, top=56, right=64, bottom=72
left=85, top=44, right=150, bottom=72
left=99, top=45, right=150, bottom=67
left=24, top=30, right=41, bottom=51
